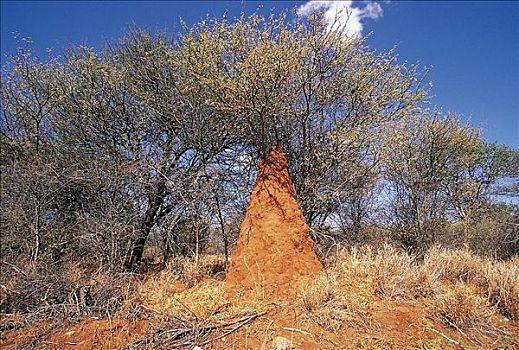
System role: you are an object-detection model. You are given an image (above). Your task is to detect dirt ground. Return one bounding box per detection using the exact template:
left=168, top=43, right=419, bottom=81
left=2, top=293, right=517, bottom=349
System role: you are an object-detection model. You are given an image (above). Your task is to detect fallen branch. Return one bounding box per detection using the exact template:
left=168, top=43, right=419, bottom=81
left=429, top=327, right=466, bottom=350
left=132, top=310, right=266, bottom=348
left=200, top=312, right=264, bottom=345
left=442, top=316, right=480, bottom=346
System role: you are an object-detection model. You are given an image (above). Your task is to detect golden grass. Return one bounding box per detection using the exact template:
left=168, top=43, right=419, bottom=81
left=430, top=282, right=494, bottom=331
left=326, top=244, right=443, bottom=300
left=299, top=268, right=374, bottom=332
left=131, top=244, right=516, bottom=342
left=368, top=245, right=443, bottom=299
left=134, top=255, right=268, bottom=323
left=422, top=247, right=489, bottom=287
left=483, top=258, right=519, bottom=321
left=423, top=247, right=519, bottom=321
left=4, top=246, right=516, bottom=349
left=319, top=244, right=517, bottom=322
left=167, top=254, right=227, bottom=287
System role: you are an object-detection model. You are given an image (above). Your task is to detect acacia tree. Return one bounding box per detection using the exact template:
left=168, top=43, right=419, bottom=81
left=445, top=143, right=519, bottom=248
left=52, top=31, right=234, bottom=269
left=383, top=113, right=484, bottom=251
left=1, top=11, right=432, bottom=268
left=176, top=12, right=427, bottom=229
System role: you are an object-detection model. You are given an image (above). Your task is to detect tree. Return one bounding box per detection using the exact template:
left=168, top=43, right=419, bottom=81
left=53, top=31, right=233, bottom=269
left=445, top=143, right=519, bottom=247
left=176, top=12, right=427, bottom=228
left=1, top=43, right=69, bottom=264
left=383, top=113, right=481, bottom=251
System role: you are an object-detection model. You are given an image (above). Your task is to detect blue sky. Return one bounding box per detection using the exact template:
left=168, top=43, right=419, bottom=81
left=1, top=1, right=518, bottom=148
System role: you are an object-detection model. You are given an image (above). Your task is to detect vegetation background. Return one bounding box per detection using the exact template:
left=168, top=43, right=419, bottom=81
left=0, top=6, right=518, bottom=349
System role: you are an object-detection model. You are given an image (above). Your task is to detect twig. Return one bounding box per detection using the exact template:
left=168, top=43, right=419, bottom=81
left=132, top=310, right=266, bottom=348
left=442, top=316, right=480, bottom=346
left=2, top=262, right=28, bottom=277
left=429, top=327, right=466, bottom=350
left=261, top=320, right=275, bottom=349
left=42, top=341, right=59, bottom=345
left=283, top=327, right=312, bottom=336
left=322, top=337, right=340, bottom=347
left=138, top=303, right=165, bottom=315
left=172, top=296, right=201, bottom=321
left=200, top=312, right=264, bottom=345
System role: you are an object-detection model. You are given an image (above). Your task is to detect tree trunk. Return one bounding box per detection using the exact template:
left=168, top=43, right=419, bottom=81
left=463, top=213, right=470, bottom=250
left=31, top=200, right=42, bottom=264
left=214, top=195, right=229, bottom=266
left=195, top=228, right=200, bottom=266
left=125, top=187, right=165, bottom=270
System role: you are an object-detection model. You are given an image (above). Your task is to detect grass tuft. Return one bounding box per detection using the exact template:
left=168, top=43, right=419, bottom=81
left=300, top=270, right=374, bottom=332
left=430, top=282, right=494, bottom=332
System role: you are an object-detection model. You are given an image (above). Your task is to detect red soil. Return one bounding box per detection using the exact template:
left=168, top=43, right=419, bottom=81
left=47, top=318, right=148, bottom=349
left=226, top=148, right=322, bottom=299
left=1, top=318, right=149, bottom=349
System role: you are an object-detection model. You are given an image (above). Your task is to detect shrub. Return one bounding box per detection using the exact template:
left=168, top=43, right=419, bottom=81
left=0, top=262, right=135, bottom=332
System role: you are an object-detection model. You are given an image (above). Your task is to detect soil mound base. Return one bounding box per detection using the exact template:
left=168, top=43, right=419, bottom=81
left=226, top=148, right=321, bottom=299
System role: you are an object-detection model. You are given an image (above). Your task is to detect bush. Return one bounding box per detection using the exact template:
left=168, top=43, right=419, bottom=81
left=0, top=261, right=136, bottom=332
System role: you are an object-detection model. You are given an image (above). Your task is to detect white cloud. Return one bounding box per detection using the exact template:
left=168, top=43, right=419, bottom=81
left=297, top=1, right=384, bottom=37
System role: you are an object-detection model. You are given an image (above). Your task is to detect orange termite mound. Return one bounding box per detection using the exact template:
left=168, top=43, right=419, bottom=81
left=226, top=147, right=322, bottom=299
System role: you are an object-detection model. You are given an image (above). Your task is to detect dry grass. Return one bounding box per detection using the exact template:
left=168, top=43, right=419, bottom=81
left=427, top=281, right=509, bottom=345
left=326, top=244, right=443, bottom=300
left=423, top=247, right=519, bottom=321
left=299, top=269, right=374, bottom=332
left=484, top=258, right=519, bottom=321
left=422, top=247, right=489, bottom=287
left=319, top=244, right=518, bottom=322
left=134, top=257, right=229, bottom=321
left=298, top=244, right=516, bottom=346
left=134, top=255, right=267, bottom=323
left=167, top=254, right=227, bottom=287
left=136, top=273, right=223, bottom=318
left=430, top=282, right=495, bottom=330
left=2, top=246, right=516, bottom=349
left=368, top=245, right=443, bottom=299
left=123, top=246, right=518, bottom=349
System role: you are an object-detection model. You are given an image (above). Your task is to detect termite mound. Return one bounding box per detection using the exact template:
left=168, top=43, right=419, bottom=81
left=226, top=148, right=321, bottom=299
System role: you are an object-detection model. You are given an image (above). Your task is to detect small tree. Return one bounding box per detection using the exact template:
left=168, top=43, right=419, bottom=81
left=1, top=44, right=71, bottom=264
left=383, top=113, right=481, bottom=251
left=446, top=143, right=519, bottom=247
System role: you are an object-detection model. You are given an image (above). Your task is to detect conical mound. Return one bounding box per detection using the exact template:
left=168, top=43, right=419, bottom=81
left=226, top=148, right=321, bottom=299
